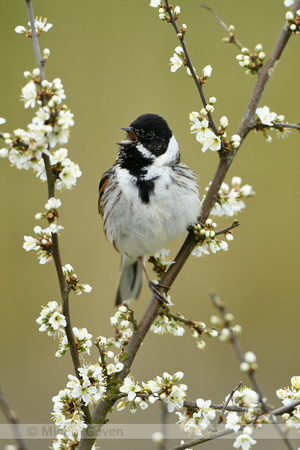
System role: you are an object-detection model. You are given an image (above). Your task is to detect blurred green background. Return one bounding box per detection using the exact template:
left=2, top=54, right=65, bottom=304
left=0, top=1, right=299, bottom=449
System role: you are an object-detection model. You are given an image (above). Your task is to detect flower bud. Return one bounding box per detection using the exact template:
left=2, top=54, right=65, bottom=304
left=291, top=376, right=300, bottom=389
left=241, top=47, right=250, bottom=55
left=202, top=65, right=212, bottom=78
left=197, top=340, right=206, bottom=350
left=24, top=71, right=32, bottom=79
left=173, top=371, right=184, bottom=381
left=286, top=11, right=294, bottom=21
left=206, top=104, right=214, bottom=113
left=152, top=432, right=164, bottom=443
left=32, top=68, right=40, bottom=77
left=240, top=362, right=250, bottom=372
left=224, top=312, right=234, bottom=322
left=245, top=351, right=257, bottom=363
left=220, top=116, right=228, bottom=128
left=232, top=176, right=242, bottom=186
left=163, top=372, right=172, bottom=383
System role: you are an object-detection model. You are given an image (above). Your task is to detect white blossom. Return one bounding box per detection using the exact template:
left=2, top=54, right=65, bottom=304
left=15, top=26, right=27, bottom=34
left=34, top=17, right=53, bottom=33
left=256, top=106, right=277, bottom=126
left=106, top=362, right=124, bottom=375
left=151, top=314, right=185, bottom=336
left=233, top=427, right=257, bottom=449
left=208, top=178, right=254, bottom=217
left=190, top=113, right=221, bottom=152
left=23, top=225, right=54, bottom=264
left=36, top=301, right=66, bottom=337
left=225, top=411, right=241, bottom=432
left=72, top=327, right=93, bottom=355
left=228, top=387, right=260, bottom=409
left=52, top=388, right=86, bottom=439
left=21, top=81, right=37, bottom=108
left=67, top=364, right=106, bottom=406
left=49, top=311, right=67, bottom=331
left=276, top=376, right=300, bottom=429
left=176, top=398, right=215, bottom=436
left=170, top=53, right=183, bottom=72
left=119, top=376, right=141, bottom=402
left=45, top=197, right=62, bottom=211
left=16, top=18, right=53, bottom=36
left=164, top=384, right=187, bottom=412
left=192, top=238, right=228, bottom=257
left=150, top=0, right=161, bottom=7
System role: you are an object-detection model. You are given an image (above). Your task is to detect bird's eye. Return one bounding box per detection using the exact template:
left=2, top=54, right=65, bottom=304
left=145, top=132, right=153, bottom=140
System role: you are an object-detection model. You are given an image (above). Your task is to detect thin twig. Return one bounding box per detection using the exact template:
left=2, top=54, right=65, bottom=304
left=218, top=381, right=243, bottom=424
left=170, top=428, right=234, bottom=450
left=164, top=0, right=220, bottom=139
left=25, top=0, right=92, bottom=425
left=210, top=292, right=295, bottom=450
left=255, top=122, right=300, bottom=131
left=0, top=383, right=29, bottom=450
left=214, top=220, right=240, bottom=237
left=272, top=122, right=300, bottom=130
left=25, top=0, right=45, bottom=79
left=201, top=4, right=244, bottom=50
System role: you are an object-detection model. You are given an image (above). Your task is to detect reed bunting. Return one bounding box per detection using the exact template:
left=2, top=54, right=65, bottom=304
left=98, top=113, right=201, bottom=305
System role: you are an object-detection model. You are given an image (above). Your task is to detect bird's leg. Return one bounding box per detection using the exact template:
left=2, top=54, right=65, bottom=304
left=138, top=257, right=170, bottom=303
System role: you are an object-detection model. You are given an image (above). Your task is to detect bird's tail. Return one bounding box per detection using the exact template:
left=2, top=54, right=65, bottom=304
left=115, top=256, right=143, bottom=306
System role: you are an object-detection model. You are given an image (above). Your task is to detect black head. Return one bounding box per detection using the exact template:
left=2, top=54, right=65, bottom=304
left=118, top=113, right=173, bottom=157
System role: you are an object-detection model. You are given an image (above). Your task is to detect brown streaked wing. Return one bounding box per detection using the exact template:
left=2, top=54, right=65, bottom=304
left=98, top=167, right=114, bottom=215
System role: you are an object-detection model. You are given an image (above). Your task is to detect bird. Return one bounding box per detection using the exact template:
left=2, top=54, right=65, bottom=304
left=98, top=113, right=201, bottom=306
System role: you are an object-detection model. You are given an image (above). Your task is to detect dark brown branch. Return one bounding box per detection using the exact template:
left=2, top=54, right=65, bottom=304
left=80, top=3, right=300, bottom=448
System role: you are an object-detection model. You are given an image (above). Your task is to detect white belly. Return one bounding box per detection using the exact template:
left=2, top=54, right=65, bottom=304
left=103, top=164, right=201, bottom=259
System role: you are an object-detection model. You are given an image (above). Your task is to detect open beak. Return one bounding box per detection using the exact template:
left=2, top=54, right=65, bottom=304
left=117, top=127, right=138, bottom=146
